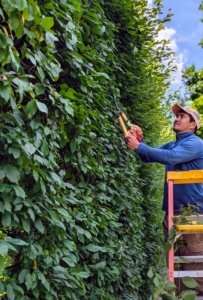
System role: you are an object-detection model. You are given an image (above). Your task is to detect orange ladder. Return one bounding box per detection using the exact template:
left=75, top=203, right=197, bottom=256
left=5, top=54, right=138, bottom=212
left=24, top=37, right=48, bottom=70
left=167, top=170, right=203, bottom=299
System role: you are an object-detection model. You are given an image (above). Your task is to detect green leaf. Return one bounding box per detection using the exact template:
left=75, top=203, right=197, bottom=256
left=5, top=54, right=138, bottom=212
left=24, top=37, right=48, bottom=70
left=94, top=261, right=106, bottom=269
left=9, top=47, right=20, bottom=71
left=65, top=182, right=75, bottom=190
left=28, top=208, right=35, bottom=221
left=60, top=98, right=74, bottom=116
left=0, top=33, right=8, bottom=48
left=36, top=101, right=48, bottom=114
left=2, top=0, right=17, bottom=12
left=179, top=256, right=191, bottom=264
left=24, top=100, right=38, bottom=118
left=62, top=257, right=76, bottom=267
left=153, top=276, right=159, bottom=287
left=85, top=230, right=92, bottom=239
left=0, top=8, right=5, bottom=21
left=18, top=269, right=29, bottom=283
left=162, top=294, right=177, bottom=300
left=3, top=193, right=11, bottom=212
left=32, top=287, right=39, bottom=298
left=45, top=32, right=58, bottom=47
left=0, top=280, right=4, bottom=294
left=8, top=147, right=20, bottom=159
left=0, top=48, right=8, bottom=62
left=37, top=66, right=45, bottom=81
left=70, top=139, right=76, bottom=153
left=22, top=218, right=30, bottom=233
left=25, top=273, right=32, bottom=290
left=57, top=208, right=71, bottom=220
left=16, top=0, right=27, bottom=11
left=15, top=22, right=24, bottom=38
left=71, top=270, right=90, bottom=278
left=2, top=211, right=11, bottom=227
left=0, top=168, right=6, bottom=180
left=182, top=276, right=199, bottom=288
left=37, top=271, right=46, bottom=284
left=41, top=140, right=49, bottom=157
left=0, top=256, right=5, bottom=275
left=6, top=284, right=15, bottom=300
left=23, top=4, right=34, bottom=21
left=12, top=77, right=30, bottom=101
left=0, top=82, right=11, bottom=102
left=41, top=17, right=54, bottom=30
left=86, top=244, right=99, bottom=252
left=63, top=239, right=76, bottom=251
left=34, top=218, right=44, bottom=233
left=35, top=83, right=45, bottom=96
left=9, top=11, right=21, bottom=29
left=0, top=241, right=8, bottom=255
left=8, top=238, right=27, bottom=246
left=164, top=281, right=177, bottom=293
left=147, top=269, right=154, bottom=278
left=180, top=289, right=198, bottom=300
left=0, top=183, right=5, bottom=192
left=91, top=72, right=110, bottom=79
left=3, top=164, right=20, bottom=183
left=24, top=143, right=36, bottom=155
left=86, top=244, right=107, bottom=252
left=13, top=185, right=26, bottom=199
left=40, top=178, right=46, bottom=193
left=153, top=283, right=166, bottom=299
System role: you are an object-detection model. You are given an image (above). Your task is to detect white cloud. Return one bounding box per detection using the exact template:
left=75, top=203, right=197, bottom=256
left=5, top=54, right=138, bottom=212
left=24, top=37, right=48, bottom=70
left=157, top=27, right=188, bottom=85
left=147, top=0, right=153, bottom=7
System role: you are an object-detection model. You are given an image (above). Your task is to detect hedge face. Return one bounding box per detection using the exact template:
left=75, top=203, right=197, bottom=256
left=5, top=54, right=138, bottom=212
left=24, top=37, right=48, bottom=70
left=0, top=0, right=173, bottom=299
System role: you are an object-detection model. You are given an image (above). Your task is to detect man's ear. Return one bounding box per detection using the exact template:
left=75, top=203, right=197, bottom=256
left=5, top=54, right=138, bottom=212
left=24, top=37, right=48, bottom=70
left=190, top=122, right=197, bottom=131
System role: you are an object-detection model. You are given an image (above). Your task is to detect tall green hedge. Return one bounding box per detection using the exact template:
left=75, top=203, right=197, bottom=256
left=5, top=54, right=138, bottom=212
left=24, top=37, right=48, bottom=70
left=0, top=0, right=173, bottom=299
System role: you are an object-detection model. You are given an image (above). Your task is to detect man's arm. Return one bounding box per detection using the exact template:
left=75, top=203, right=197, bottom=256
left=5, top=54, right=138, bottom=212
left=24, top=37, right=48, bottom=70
left=125, top=132, right=203, bottom=165
left=124, top=132, right=172, bottom=163
left=136, top=139, right=203, bottom=165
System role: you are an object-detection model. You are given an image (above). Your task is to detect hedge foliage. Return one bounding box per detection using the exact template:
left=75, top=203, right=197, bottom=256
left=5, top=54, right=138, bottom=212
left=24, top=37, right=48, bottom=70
left=0, top=0, right=174, bottom=299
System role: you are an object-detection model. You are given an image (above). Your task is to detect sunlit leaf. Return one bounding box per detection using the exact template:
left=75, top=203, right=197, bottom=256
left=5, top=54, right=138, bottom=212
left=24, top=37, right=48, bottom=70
left=182, top=276, right=199, bottom=289
left=36, top=101, right=48, bottom=113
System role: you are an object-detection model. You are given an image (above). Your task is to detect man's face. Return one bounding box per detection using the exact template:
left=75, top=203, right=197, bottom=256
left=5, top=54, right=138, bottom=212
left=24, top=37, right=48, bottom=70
left=173, top=112, right=196, bottom=134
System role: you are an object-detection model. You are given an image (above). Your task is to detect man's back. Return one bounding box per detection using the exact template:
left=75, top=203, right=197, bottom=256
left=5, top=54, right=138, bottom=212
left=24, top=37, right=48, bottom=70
left=162, top=132, right=203, bottom=212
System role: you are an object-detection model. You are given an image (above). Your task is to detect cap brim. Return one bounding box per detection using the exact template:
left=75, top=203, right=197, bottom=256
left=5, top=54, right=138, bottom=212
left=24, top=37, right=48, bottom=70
left=172, top=104, right=184, bottom=115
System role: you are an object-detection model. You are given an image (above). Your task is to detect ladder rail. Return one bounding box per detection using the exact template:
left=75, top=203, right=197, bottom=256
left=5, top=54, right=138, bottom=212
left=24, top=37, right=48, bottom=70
left=174, top=270, right=203, bottom=277
left=168, top=179, right=174, bottom=282
left=167, top=170, right=203, bottom=284
left=174, top=256, right=203, bottom=263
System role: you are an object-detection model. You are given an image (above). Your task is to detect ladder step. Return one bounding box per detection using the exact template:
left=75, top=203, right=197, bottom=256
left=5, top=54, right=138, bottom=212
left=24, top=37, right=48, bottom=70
left=180, top=298, right=203, bottom=300
left=176, top=224, right=203, bottom=232
left=175, top=256, right=203, bottom=263
left=184, top=215, right=203, bottom=221
left=174, top=270, right=203, bottom=277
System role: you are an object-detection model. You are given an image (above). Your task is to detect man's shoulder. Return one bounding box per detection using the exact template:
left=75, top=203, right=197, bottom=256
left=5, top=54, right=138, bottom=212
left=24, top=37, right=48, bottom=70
left=188, top=134, right=203, bottom=143
left=182, top=134, right=203, bottom=150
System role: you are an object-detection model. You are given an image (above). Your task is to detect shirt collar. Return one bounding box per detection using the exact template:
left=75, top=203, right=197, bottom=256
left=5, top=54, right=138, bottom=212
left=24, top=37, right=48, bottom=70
left=176, top=132, right=194, bottom=141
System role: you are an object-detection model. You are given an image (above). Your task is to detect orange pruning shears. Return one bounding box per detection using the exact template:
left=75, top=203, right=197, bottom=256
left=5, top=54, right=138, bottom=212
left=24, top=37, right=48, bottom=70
left=114, top=98, right=142, bottom=142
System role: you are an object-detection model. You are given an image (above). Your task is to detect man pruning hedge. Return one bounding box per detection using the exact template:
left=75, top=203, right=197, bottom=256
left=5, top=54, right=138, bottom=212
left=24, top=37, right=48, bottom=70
left=124, top=104, right=203, bottom=294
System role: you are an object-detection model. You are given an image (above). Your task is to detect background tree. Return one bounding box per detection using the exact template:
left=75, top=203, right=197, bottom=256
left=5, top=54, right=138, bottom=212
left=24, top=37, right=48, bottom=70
left=178, top=1, right=203, bottom=141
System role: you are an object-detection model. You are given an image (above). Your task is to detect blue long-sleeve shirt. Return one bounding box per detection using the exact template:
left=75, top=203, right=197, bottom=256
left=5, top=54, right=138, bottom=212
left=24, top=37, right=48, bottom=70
left=136, top=132, right=203, bottom=212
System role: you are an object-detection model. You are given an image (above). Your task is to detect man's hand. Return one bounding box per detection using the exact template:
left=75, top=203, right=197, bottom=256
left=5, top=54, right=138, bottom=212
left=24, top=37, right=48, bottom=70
left=130, top=125, right=143, bottom=140
left=124, top=132, right=140, bottom=151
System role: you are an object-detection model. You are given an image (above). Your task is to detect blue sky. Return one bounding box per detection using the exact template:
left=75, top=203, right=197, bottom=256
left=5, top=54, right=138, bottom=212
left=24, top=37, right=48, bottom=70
left=148, top=0, right=203, bottom=91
